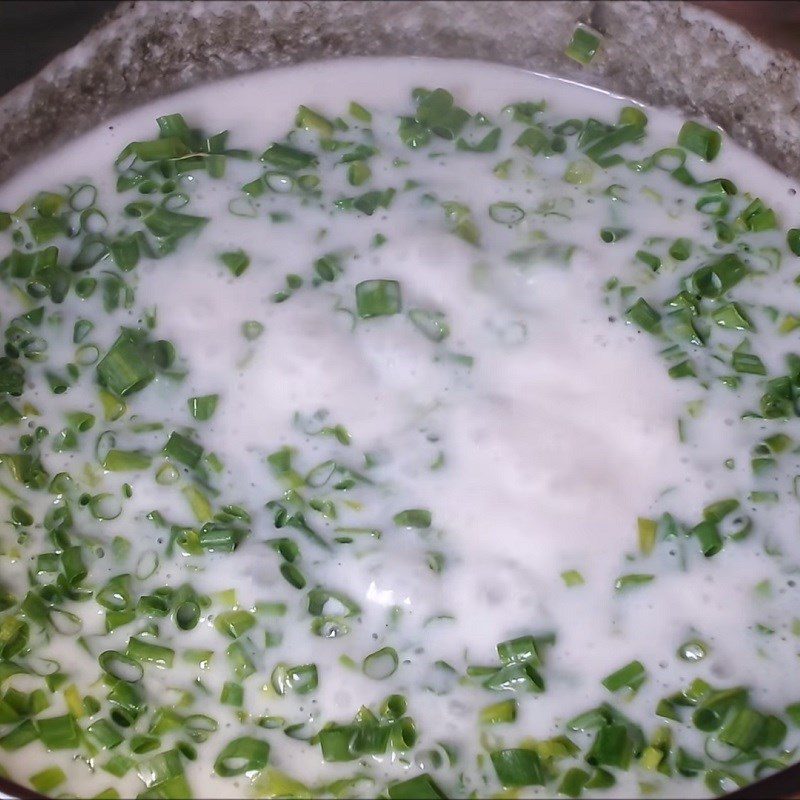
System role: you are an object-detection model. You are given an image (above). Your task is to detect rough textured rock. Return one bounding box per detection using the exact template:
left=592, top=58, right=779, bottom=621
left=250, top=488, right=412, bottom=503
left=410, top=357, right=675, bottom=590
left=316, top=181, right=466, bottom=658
left=0, top=1, right=799, bottom=183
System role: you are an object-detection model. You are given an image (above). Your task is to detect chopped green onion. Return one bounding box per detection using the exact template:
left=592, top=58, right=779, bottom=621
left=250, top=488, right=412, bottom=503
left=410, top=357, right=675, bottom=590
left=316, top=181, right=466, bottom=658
left=241, top=320, right=264, bottom=340
left=96, top=331, right=156, bottom=397
left=29, top=766, right=67, bottom=793
left=36, top=713, right=81, bottom=749
left=586, top=724, right=635, bottom=769
left=187, top=393, right=218, bottom=421
left=295, top=105, right=334, bottom=137
left=356, top=280, right=401, bottom=318
left=626, top=298, right=661, bottom=333
left=219, top=249, right=250, bottom=277
left=678, top=121, right=722, bottom=161
left=126, top=636, right=175, bottom=668
left=480, top=699, right=517, bottom=725
left=691, top=520, right=723, bottom=557
left=787, top=228, right=800, bottom=256
left=214, top=609, right=256, bottom=639
left=712, top=302, right=753, bottom=331
left=669, top=238, right=692, bottom=261
left=489, top=202, right=525, bottom=225
left=558, top=767, right=590, bottom=798
left=602, top=660, right=646, bottom=693
left=261, top=142, right=316, bottom=170
left=561, top=569, right=585, bottom=587
left=220, top=682, right=243, bottom=707
left=408, top=309, right=449, bottom=342
left=738, top=198, right=777, bottom=232
left=387, top=774, right=447, bottom=800
left=565, top=25, right=602, bottom=65
left=393, top=508, right=432, bottom=528
left=490, top=748, right=545, bottom=787
left=163, top=431, right=203, bottom=468
left=614, top=573, right=654, bottom=592
left=600, top=227, right=629, bottom=243
left=102, top=449, right=152, bottom=472
left=732, top=351, right=766, bottom=376
left=362, top=647, right=399, bottom=680
left=635, top=250, right=661, bottom=271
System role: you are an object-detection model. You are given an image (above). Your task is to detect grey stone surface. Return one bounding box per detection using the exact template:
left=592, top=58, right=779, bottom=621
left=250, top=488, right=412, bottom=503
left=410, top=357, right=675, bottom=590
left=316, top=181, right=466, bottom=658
left=0, top=1, right=799, bottom=183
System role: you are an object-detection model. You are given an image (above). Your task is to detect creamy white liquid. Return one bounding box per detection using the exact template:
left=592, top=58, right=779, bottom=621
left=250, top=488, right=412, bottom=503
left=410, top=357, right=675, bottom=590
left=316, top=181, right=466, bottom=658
left=1, top=58, right=800, bottom=799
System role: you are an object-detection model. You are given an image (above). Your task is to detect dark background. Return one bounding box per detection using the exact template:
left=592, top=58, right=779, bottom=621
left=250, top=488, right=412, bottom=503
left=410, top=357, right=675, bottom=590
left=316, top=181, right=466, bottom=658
left=0, top=1, right=799, bottom=98
left=0, top=1, right=118, bottom=96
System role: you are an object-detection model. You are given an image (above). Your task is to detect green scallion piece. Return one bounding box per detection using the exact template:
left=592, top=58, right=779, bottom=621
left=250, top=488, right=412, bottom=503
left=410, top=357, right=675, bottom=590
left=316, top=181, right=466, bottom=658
left=635, top=250, right=661, bottom=271
left=490, top=748, right=545, bottom=787
left=614, top=573, right=654, bottom=592
left=737, top=198, right=777, bottom=232
left=785, top=702, right=800, bottom=727
left=36, top=713, right=81, bottom=750
left=564, top=159, right=595, bottom=184
left=414, top=88, right=469, bottom=140
left=242, top=320, right=264, bottom=340
left=87, top=718, right=124, bottom=750
left=29, top=766, right=66, bottom=794
left=689, top=253, right=746, bottom=299
left=220, top=682, right=243, bottom=707
left=393, top=508, right=432, bottom=528
left=489, top=202, right=525, bottom=225
left=625, top=298, right=661, bottom=333
left=349, top=101, right=372, bottom=122
left=456, top=127, right=501, bottom=153
left=691, top=520, right=723, bottom=557
left=356, top=279, right=401, bottom=318
left=586, top=724, right=634, bottom=769
left=126, top=636, right=175, bottom=668
left=188, top=393, right=218, bottom=421
left=387, top=774, right=447, bottom=800
left=295, top=105, right=334, bottom=137
left=565, top=25, right=602, bottom=65
left=602, top=660, right=646, bottom=693
left=219, top=249, right=250, bottom=277
left=99, top=651, right=143, bottom=682
left=480, top=699, right=517, bottom=725
left=163, top=431, right=203, bottom=468
left=515, top=126, right=549, bottom=156
left=600, top=227, right=629, bottom=243
left=787, top=228, right=800, bottom=256
left=0, top=720, right=38, bottom=751
left=637, top=517, right=657, bottom=556
left=561, top=569, right=585, bottom=587
left=483, top=661, right=544, bottom=693
left=214, top=609, right=256, bottom=639
left=732, top=351, right=766, bottom=376
left=712, top=302, right=753, bottom=331
left=718, top=706, right=766, bottom=751
left=261, top=142, right=317, bottom=170
left=96, top=331, right=156, bottom=397
left=272, top=663, right=318, bottom=695
left=692, top=687, right=748, bottom=731
left=678, top=121, right=722, bottom=161
left=408, top=309, right=450, bottom=342
left=669, top=237, right=692, bottom=261
left=497, top=634, right=540, bottom=666
left=102, top=449, right=152, bottom=472
left=558, top=767, right=590, bottom=798
left=362, top=647, right=399, bottom=680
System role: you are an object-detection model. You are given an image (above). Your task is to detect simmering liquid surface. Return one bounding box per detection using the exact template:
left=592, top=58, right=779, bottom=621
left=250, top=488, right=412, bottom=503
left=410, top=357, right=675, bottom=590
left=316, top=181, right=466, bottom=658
left=1, top=58, right=800, bottom=798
